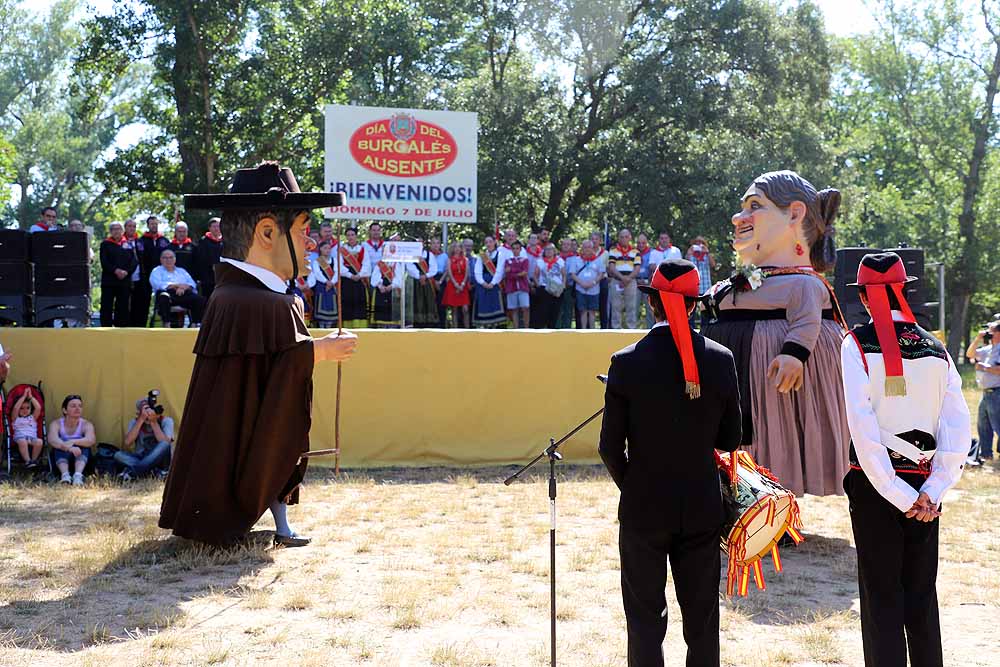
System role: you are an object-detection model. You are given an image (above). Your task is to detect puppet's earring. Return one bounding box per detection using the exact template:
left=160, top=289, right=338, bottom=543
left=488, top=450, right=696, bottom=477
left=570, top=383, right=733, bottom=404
left=795, top=242, right=804, bottom=257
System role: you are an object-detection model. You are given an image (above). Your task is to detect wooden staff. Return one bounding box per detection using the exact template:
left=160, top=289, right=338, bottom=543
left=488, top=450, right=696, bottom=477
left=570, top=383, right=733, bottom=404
left=335, top=217, right=344, bottom=475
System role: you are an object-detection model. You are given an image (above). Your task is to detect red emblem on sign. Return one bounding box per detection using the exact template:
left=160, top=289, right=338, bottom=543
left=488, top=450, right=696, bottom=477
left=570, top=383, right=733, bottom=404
left=349, top=118, right=458, bottom=178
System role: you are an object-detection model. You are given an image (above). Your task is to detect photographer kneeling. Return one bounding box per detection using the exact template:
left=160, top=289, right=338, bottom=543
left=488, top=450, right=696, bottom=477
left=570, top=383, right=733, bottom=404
left=967, top=320, right=1000, bottom=461
left=115, top=391, right=174, bottom=481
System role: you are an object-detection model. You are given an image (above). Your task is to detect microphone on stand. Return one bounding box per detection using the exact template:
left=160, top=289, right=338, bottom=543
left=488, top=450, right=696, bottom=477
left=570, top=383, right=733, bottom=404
left=596, top=374, right=608, bottom=385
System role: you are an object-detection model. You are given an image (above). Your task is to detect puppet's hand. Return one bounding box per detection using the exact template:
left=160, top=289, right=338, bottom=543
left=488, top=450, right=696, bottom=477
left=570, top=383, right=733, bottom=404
left=766, top=354, right=804, bottom=393
left=315, top=330, right=357, bottom=363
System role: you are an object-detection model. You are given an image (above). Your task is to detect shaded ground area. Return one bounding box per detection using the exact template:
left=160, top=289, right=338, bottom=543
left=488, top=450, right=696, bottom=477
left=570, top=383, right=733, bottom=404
left=0, top=461, right=997, bottom=667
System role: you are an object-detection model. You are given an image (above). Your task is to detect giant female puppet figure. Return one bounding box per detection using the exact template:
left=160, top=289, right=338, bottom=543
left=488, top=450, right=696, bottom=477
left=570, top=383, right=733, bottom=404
left=703, top=170, right=850, bottom=496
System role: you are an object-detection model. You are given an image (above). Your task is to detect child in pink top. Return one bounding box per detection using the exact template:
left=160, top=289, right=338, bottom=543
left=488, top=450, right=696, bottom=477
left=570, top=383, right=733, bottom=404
left=10, top=392, right=43, bottom=468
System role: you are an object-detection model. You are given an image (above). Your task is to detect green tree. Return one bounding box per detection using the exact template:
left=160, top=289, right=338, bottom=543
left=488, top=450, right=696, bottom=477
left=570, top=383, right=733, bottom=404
left=827, top=0, right=1000, bottom=354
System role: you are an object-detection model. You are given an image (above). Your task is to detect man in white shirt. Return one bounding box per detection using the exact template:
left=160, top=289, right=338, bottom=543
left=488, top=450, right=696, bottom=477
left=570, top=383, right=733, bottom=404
left=840, top=252, right=969, bottom=667
left=646, top=231, right=682, bottom=267
left=149, top=249, right=205, bottom=326
left=28, top=206, right=58, bottom=233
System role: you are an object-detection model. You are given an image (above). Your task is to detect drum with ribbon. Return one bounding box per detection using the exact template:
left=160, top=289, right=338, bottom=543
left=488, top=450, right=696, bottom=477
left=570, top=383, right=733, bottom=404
left=716, top=450, right=804, bottom=596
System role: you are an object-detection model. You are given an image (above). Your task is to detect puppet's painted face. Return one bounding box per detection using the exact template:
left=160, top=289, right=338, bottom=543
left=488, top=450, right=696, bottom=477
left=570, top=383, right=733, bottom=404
left=271, top=212, right=312, bottom=280
left=732, top=185, right=799, bottom=267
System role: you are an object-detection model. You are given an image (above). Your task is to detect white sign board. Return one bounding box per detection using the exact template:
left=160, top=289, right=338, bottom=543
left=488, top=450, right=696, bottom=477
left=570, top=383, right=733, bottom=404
left=324, top=105, right=478, bottom=224
left=381, top=241, right=425, bottom=263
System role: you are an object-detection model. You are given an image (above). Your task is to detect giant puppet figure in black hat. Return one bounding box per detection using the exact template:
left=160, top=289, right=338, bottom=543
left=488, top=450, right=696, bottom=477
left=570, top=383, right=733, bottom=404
left=600, top=259, right=742, bottom=667
left=702, top=170, right=850, bottom=497
left=159, top=162, right=357, bottom=547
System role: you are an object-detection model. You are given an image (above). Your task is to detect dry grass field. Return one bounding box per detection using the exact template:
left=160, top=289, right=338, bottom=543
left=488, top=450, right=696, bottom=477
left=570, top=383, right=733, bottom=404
left=0, top=461, right=997, bottom=667
left=0, top=370, right=997, bottom=667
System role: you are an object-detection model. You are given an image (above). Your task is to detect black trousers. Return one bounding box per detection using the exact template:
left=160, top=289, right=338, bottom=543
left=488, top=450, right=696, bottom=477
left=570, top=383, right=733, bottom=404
left=600, top=277, right=610, bottom=328
left=155, top=289, right=205, bottom=326
left=200, top=280, right=216, bottom=302
left=620, top=523, right=721, bottom=667
left=130, top=278, right=152, bottom=327
left=844, top=469, right=942, bottom=667
left=100, top=283, right=130, bottom=327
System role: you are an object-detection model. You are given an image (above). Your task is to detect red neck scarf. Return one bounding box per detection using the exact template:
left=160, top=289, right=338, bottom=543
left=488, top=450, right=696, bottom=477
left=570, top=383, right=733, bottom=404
left=657, top=243, right=671, bottom=251
left=559, top=251, right=577, bottom=260
left=143, top=232, right=162, bottom=239
left=616, top=243, right=633, bottom=255
left=35, top=222, right=51, bottom=231
left=105, top=235, right=125, bottom=246
left=867, top=282, right=916, bottom=396
left=172, top=237, right=191, bottom=246
left=543, top=255, right=560, bottom=270
left=580, top=251, right=596, bottom=262
left=638, top=246, right=650, bottom=256
left=526, top=245, right=542, bottom=258
left=368, top=239, right=384, bottom=251
left=204, top=232, right=221, bottom=242
left=650, top=268, right=701, bottom=399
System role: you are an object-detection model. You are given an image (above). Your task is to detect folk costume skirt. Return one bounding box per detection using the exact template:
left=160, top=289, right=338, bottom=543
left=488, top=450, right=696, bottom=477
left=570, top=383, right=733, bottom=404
left=703, top=318, right=849, bottom=496
left=340, top=277, right=368, bottom=325
left=312, top=282, right=338, bottom=326
left=473, top=283, right=506, bottom=327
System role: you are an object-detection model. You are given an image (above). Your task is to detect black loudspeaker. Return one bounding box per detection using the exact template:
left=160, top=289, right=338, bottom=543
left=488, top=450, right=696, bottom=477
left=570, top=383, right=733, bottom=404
left=0, top=230, right=28, bottom=262
left=834, top=246, right=930, bottom=330
left=34, top=264, right=89, bottom=297
left=29, top=231, right=88, bottom=265
left=0, top=294, right=29, bottom=326
left=34, top=295, right=88, bottom=326
left=0, top=262, right=32, bottom=295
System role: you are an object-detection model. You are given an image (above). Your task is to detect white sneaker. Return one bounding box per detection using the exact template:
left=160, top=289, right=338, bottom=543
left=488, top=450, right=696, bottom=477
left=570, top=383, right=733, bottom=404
left=60, top=472, right=71, bottom=484
left=72, top=472, right=84, bottom=486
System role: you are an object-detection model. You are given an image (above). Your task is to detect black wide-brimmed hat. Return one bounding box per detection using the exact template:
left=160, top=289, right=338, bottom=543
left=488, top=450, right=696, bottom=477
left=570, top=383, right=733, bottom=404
left=846, top=252, right=918, bottom=287
left=183, top=162, right=345, bottom=211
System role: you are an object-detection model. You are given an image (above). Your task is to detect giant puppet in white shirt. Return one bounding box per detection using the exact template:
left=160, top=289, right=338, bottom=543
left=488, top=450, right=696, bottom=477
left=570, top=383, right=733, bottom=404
left=702, top=170, right=851, bottom=497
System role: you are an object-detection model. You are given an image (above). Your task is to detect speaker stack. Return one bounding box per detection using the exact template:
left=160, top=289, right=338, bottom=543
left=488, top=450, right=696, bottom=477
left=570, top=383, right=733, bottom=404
left=30, top=231, right=90, bottom=326
left=834, top=247, right=931, bottom=330
left=0, top=230, right=31, bottom=326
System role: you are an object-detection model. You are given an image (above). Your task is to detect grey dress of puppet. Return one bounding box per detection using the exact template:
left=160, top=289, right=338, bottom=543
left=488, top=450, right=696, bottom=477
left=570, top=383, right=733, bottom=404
left=702, top=272, right=850, bottom=496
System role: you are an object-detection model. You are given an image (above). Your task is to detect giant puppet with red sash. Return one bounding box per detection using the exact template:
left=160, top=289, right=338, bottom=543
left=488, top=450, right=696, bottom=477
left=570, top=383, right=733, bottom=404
left=600, top=259, right=742, bottom=666
left=702, top=170, right=851, bottom=498
left=840, top=252, right=969, bottom=667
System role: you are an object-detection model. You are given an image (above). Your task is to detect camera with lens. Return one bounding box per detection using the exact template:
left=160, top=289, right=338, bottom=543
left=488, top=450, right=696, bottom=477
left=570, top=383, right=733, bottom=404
left=147, top=389, right=164, bottom=416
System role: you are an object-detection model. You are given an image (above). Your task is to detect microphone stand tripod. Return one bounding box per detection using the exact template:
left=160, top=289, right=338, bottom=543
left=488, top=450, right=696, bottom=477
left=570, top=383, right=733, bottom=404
left=504, top=375, right=608, bottom=667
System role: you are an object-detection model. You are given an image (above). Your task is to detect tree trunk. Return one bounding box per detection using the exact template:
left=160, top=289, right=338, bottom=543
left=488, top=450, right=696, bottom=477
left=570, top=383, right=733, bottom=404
left=945, top=38, right=1000, bottom=358
left=172, top=12, right=207, bottom=194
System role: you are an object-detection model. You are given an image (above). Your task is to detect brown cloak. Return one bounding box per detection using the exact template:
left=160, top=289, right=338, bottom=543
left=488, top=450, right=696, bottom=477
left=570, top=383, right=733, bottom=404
left=159, top=262, right=314, bottom=545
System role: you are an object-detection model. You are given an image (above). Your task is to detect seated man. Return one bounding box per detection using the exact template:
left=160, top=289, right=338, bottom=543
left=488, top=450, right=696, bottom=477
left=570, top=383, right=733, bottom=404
left=115, top=395, right=174, bottom=481
left=149, top=249, right=205, bottom=326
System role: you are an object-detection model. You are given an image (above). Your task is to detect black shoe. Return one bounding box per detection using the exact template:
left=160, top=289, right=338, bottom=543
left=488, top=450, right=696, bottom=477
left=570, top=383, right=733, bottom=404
left=273, top=532, right=311, bottom=548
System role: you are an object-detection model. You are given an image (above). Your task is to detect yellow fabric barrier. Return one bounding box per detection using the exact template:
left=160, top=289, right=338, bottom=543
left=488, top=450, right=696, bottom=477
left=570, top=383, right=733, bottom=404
left=1, top=329, right=645, bottom=466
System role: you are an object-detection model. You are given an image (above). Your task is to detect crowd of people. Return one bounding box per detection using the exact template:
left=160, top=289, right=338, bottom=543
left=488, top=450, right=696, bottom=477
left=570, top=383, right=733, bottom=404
left=32, top=206, right=720, bottom=331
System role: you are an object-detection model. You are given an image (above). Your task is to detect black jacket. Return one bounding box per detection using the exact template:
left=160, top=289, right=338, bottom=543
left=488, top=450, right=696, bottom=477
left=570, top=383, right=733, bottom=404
left=168, top=240, right=197, bottom=277
left=99, top=239, right=138, bottom=287
left=194, top=235, right=223, bottom=285
left=137, top=234, right=171, bottom=278
left=599, top=325, right=742, bottom=532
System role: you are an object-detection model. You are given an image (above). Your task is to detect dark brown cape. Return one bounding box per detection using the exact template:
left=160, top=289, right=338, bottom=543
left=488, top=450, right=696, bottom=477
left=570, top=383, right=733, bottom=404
left=159, top=262, right=314, bottom=545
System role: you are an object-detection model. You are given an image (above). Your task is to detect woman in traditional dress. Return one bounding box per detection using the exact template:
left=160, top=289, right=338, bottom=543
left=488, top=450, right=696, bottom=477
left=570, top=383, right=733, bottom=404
left=407, top=238, right=440, bottom=327
left=370, top=251, right=402, bottom=328
left=307, top=240, right=338, bottom=328
left=442, top=242, right=470, bottom=327
left=473, top=236, right=506, bottom=328
left=337, top=227, right=371, bottom=328
left=702, top=170, right=849, bottom=496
